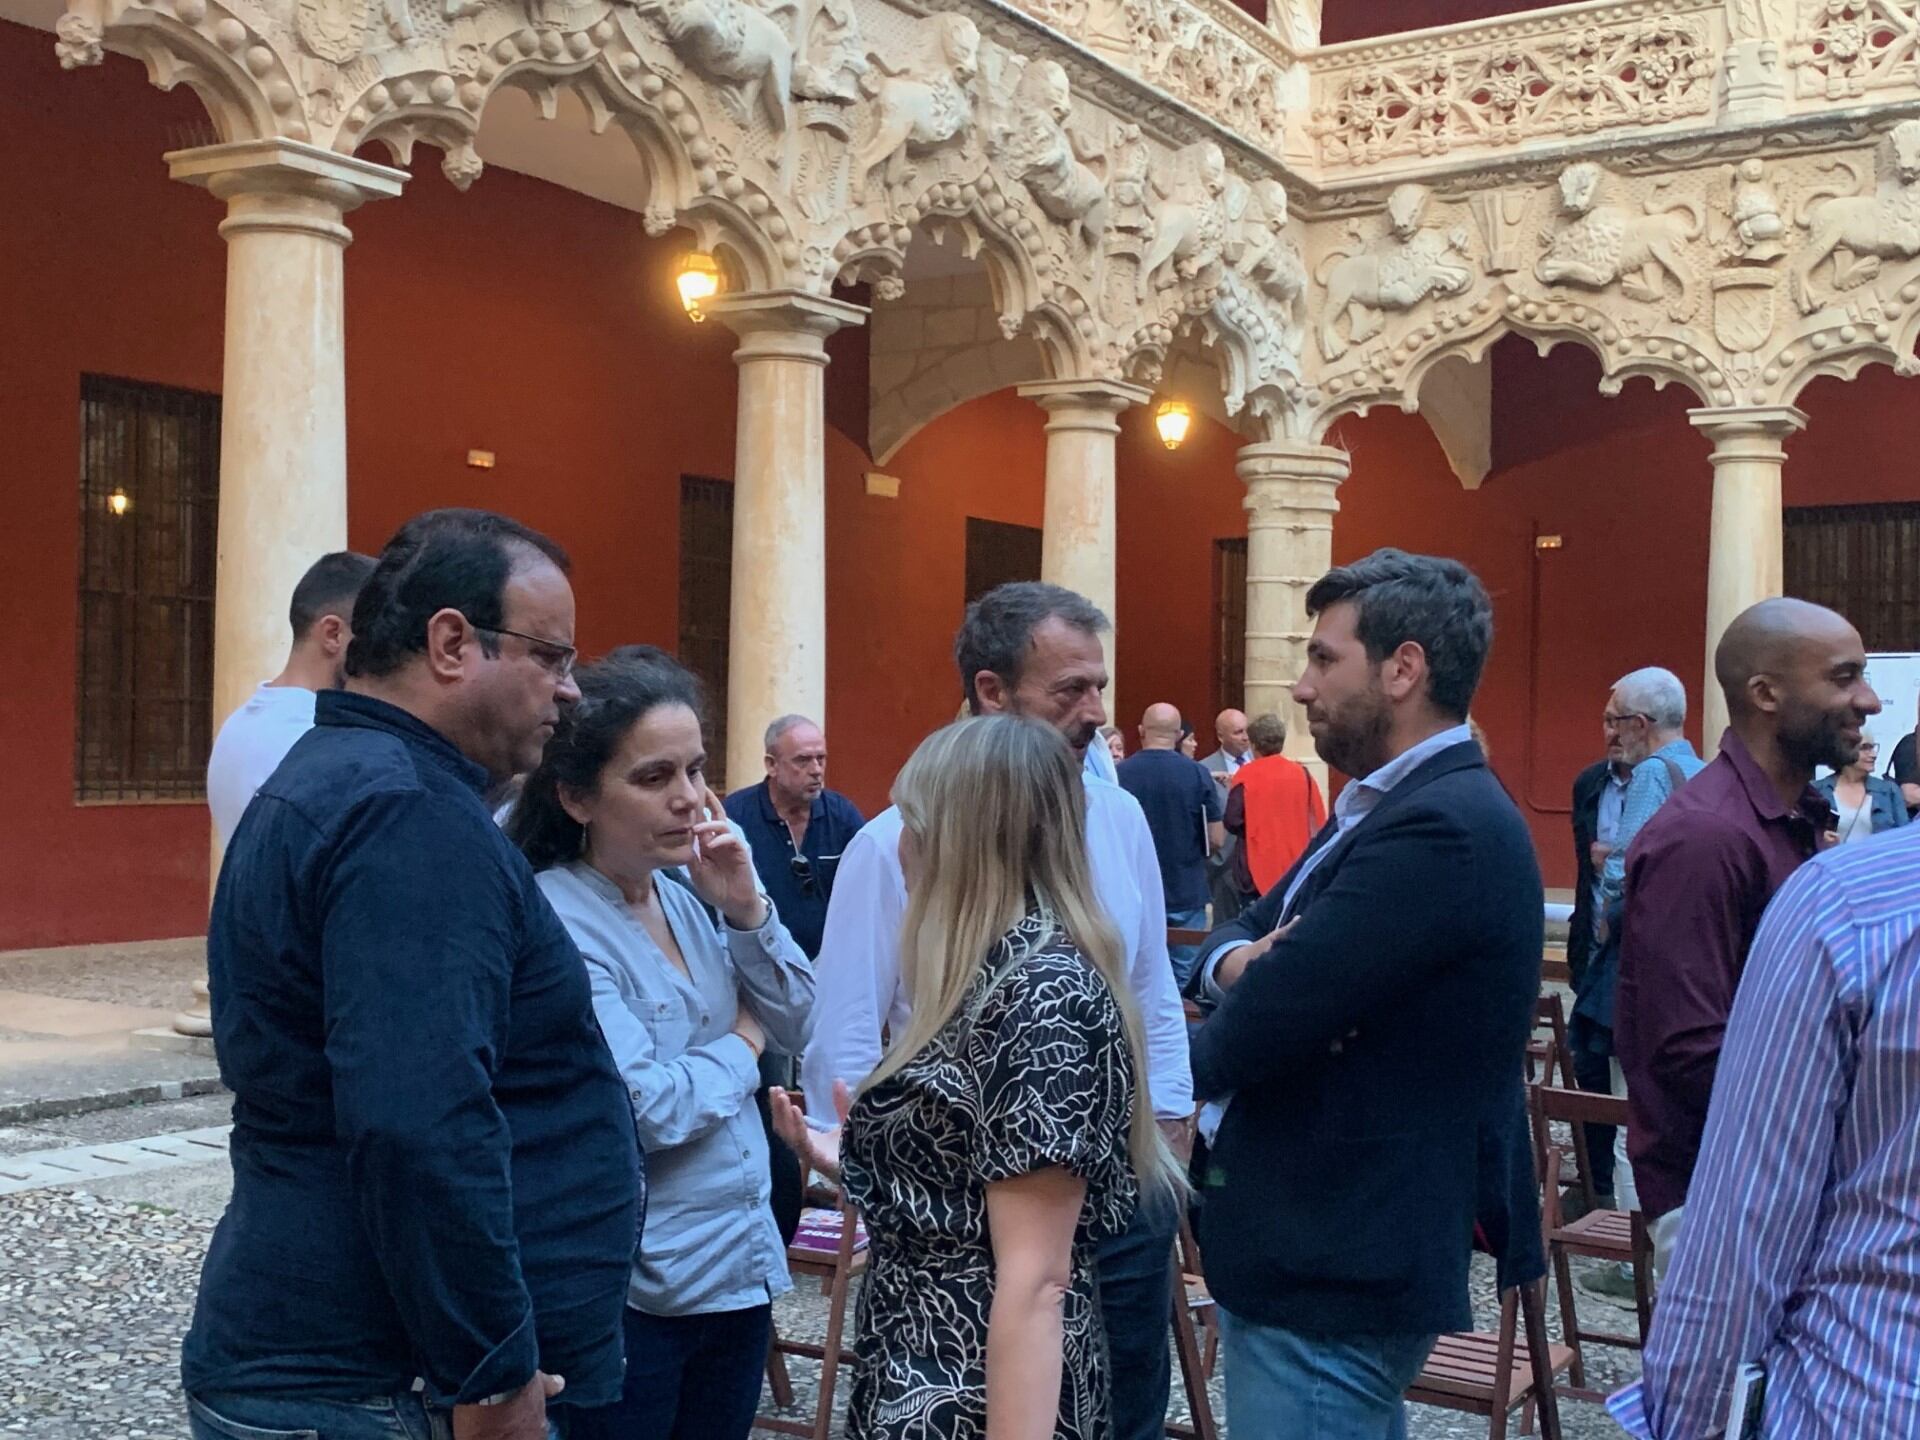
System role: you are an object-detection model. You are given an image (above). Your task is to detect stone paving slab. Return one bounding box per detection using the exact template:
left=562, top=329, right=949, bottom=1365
left=0, top=1127, right=231, bottom=1196
left=0, top=940, right=205, bottom=1011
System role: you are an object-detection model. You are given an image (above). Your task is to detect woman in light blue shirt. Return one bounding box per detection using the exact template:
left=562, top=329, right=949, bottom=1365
left=509, top=652, right=814, bottom=1440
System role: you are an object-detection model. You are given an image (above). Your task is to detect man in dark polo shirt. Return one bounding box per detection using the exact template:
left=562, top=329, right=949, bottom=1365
left=723, top=713, right=865, bottom=961
left=1616, top=597, right=1878, bottom=1279
left=1118, top=701, right=1224, bottom=988
left=183, top=510, right=641, bottom=1440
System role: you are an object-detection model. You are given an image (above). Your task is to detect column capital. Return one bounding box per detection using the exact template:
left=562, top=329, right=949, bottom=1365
left=1234, top=439, right=1353, bottom=488
left=1689, top=404, right=1808, bottom=447
left=708, top=289, right=868, bottom=365
left=1018, top=378, right=1152, bottom=418
left=170, top=139, right=406, bottom=241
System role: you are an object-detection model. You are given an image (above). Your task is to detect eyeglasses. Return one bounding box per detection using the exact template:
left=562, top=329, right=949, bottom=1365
left=789, top=854, right=815, bottom=896
left=470, top=623, right=577, bottom=680
left=1602, top=711, right=1651, bottom=730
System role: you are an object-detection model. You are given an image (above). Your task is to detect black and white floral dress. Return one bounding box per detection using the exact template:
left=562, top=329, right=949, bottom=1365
left=840, top=909, right=1141, bottom=1440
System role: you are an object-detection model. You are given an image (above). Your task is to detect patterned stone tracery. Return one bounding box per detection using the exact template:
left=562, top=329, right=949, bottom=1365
left=50, top=0, right=1920, bottom=442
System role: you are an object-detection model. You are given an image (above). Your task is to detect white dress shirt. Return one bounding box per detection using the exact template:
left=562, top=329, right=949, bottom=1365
left=206, top=683, right=317, bottom=846
left=1197, top=723, right=1474, bottom=1139
left=801, top=772, right=1193, bottom=1123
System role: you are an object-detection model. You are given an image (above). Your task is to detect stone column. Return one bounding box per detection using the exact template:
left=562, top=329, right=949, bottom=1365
left=167, top=139, right=404, bottom=1039
left=1018, top=378, right=1150, bottom=710
left=1236, top=440, right=1348, bottom=790
left=707, top=290, right=867, bottom=792
left=1689, top=404, right=1804, bottom=752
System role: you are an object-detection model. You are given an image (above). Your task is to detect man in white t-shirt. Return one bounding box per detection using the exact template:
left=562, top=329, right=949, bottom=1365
left=207, top=551, right=377, bottom=845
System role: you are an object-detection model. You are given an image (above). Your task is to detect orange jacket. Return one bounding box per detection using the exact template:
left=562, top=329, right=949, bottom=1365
left=1227, top=755, right=1327, bottom=896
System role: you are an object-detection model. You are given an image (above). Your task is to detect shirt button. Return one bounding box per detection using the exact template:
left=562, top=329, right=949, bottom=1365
left=701, top=1013, right=710, bottom=1024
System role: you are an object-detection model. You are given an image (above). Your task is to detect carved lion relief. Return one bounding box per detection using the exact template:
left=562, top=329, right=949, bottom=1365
left=1317, top=184, right=1474, bottom=360
left=1537, top=161, right=1702, bottom=320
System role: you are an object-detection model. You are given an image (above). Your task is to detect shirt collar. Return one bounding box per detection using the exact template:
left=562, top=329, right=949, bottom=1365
left=1715, top=727, right=1832, bottom=827
left=316, top=689, right=490, bottom=795
left=1335, top=723, right=1476, bottom=820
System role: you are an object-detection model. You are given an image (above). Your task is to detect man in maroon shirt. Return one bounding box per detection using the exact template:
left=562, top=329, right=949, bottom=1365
left=1615, top=598, right=1879, bottom=1276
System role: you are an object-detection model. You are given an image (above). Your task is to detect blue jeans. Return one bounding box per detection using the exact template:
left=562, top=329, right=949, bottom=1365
left=569, top=1302, right=772, bottom=1440
left=1166, top=905, right=1210, bottom=992
left=188, top=1392, right=451, bottom=1440
left=1097, top=1189, right=1179, bottom=1440
left=1218, top=1309, right=1437, bottom=1440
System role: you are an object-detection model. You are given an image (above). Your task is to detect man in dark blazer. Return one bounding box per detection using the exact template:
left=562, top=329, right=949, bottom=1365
left=1567, top=750, right=1631, bottom=1208
left=1189, top=549, right=1544, bottom=1439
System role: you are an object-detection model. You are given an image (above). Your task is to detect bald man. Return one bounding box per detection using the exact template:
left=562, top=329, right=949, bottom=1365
left=1615, top=598, right=1880, bottom=1278
left=1118, top=703, right=1226, bottom=988
left=1201, top=710, right=1253, bottom=921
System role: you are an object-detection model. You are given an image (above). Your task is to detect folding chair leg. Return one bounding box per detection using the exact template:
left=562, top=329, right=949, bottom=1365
left=1522, top=1279, right=1564, bottom=1440
left=812, top=1267, right=854, bottom=1440
left=1550, top=1245, right=1585, bottom=1391
left=766, top=1325, right=794, bottom=1409
left=1168, top=1261, right=1218, bottom=1440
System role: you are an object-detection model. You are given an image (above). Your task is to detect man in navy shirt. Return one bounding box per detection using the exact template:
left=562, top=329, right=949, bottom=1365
left=723, top=713, right=865, bottom=961
left=1118, top=702, right=1224, bottom=987
left=183, top=510, right=641, bottom=1440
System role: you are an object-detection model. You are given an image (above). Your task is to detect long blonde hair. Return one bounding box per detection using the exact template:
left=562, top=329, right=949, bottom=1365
left=868, top=715, right=1180, bottom=1195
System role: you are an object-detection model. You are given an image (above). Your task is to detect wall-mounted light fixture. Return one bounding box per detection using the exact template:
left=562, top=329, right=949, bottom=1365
left=107, top=487, right=130, bottom=517
left=1154, top=399, right=1193, bottom=451
left=675, top=252, right=723, bottom=322
left=1534, top=534, right=1565, bottom=552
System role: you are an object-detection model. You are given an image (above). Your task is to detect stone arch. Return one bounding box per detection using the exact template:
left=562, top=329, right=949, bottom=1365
left=61, top=0, right=284, bottom=144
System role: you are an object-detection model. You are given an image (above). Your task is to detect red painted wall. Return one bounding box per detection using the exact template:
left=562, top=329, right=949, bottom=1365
left=1322, top=0, right=1558, bottom=44
left=8, top=17, right=1920, bottom=945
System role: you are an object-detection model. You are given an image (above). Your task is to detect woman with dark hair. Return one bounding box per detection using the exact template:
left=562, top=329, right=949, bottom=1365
left=507, top=652, right=815, bottom=1440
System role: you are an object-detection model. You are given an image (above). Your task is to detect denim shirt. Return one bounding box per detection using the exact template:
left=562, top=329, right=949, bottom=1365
left=538, top=861, right=815, bottom=1315
left=183, top=692, right=641, bottom=1409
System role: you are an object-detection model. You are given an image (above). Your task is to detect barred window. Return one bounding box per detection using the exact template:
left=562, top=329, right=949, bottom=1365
left=74, top=375, right=221, bottom=803
left=1785, top=502, right=1920, bottom=653
left=1213, top=537, right=1247, bottom=718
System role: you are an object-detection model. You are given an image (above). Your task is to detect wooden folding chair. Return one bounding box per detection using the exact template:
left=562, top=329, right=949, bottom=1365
left=1527, top=1084, right=1654, bottom=1403
left=1166, top=1208, right=1220, bottom=1440
left=1524, top=992, right=1576, bottom=1091
left=1407, top=1281, right=1572, bottom=1440
left=754, top=1198, right=868, bottom=1440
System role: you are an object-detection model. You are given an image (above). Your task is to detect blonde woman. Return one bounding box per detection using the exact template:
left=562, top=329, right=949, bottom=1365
left=773, top=715, right=1178, bottom=1440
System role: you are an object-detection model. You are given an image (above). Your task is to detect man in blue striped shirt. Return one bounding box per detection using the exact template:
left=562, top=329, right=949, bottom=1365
left=1611, top=820, right=1920, bottom=1438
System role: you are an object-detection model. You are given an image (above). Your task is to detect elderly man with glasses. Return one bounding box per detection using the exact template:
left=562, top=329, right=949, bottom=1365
left=1572, top=666, right=1707, bottom=1303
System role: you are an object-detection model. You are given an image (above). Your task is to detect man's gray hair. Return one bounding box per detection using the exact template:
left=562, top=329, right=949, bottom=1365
left=763, top=713, right=818, bottom=753
left=1612, top=667, right=1687, bottom=729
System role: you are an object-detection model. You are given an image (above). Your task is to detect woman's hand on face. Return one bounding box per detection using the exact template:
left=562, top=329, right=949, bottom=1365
left=770, top=1080, right=851, bottom=1186
left=687, top=783, right=768, bottom=930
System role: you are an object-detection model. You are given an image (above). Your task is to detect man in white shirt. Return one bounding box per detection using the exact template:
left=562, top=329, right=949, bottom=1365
left=206, top=551, right=376, bottom=846
left=803, top=580, right=1193, bottom=1440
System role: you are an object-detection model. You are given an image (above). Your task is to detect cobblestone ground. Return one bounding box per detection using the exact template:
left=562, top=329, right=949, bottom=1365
left=0, top=1106, right=1638, bottom=1440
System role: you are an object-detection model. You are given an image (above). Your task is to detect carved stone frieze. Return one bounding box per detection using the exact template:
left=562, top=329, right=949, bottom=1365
left=1317, top=183, right=1474, bottom=359
left=1791, top=118, right=1920, bottom=312
left=1789, top=0, right=1920, bottom=100
left=1309, top=2, right=1722, bottom=175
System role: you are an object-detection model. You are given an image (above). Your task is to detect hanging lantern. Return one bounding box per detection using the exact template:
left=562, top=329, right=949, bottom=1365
left=1154, top=399, right=1193, bottom=451
left=107, top=487, right=131, bottom=517
left=674, top=252, right=722, bottom=322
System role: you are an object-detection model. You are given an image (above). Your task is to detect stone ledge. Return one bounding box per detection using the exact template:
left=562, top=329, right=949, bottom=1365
left=0, top=1073, right=225, bottom=1128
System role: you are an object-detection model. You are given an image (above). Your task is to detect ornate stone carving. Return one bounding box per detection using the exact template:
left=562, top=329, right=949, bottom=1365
left=1317, top=184, right=1474, bottom=360
left=1538, top=161, right=1703, bottom=319
left=793, top=0, right=865, bottom=102
left=1227, top=178, right=1306, bottom=336
left=632, top=0, right=796, bottom=135
left=991, top=59, right=1109, bottom=255
left=1139, top=140, right=1227, bottom=297
left=1791, top=119, right=1920, bottom=312
left=850, top=12, right=979, bottom=203
left=1789, top=0, right=1920, bottom=100
left=54, top=11, right=103, bottom=67
left=1709, top=157, right=1788, bottom=262
left=1310, top=4, right=1719, bottom=174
